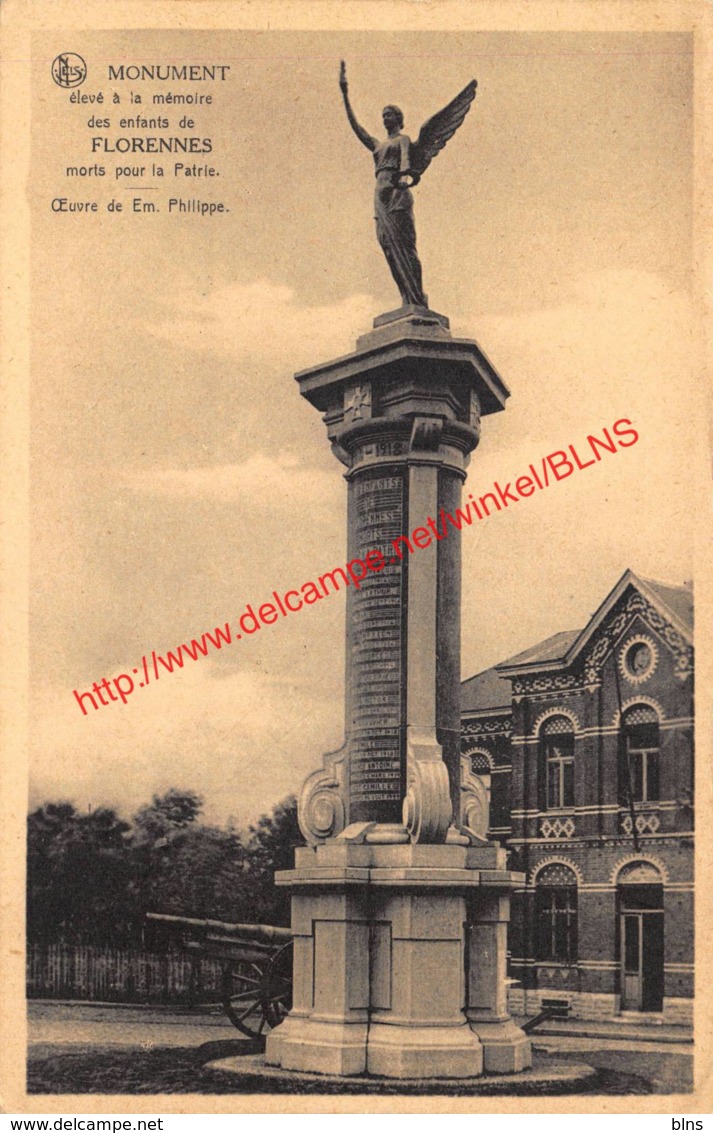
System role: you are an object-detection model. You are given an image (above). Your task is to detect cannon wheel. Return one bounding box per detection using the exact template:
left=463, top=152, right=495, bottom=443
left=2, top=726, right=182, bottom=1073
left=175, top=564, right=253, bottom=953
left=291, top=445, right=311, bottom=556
left=222, top=959, right=271, bottom=1040
left=263, top=941, right=293, bottom=1029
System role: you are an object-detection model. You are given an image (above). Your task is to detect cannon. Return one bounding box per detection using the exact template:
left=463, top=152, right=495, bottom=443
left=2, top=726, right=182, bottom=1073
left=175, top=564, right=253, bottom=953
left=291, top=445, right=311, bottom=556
left=145, top=912, right=293, bottom=1042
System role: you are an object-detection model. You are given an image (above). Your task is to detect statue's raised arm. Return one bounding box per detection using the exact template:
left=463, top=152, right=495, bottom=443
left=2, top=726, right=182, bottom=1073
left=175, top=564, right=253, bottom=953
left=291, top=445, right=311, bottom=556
left=339, top=61, right=376, bottom=152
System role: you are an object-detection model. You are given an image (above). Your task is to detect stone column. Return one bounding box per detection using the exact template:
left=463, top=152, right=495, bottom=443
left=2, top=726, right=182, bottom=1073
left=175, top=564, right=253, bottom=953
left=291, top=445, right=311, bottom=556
left=265, top=305, right=531, bottom=1078
left=296, top=307, right=504, bottom=845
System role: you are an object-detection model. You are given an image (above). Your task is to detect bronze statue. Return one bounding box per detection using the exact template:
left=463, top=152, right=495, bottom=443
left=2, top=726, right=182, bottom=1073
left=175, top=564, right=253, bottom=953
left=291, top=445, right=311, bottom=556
left=339, top=61, right=477, bottom=309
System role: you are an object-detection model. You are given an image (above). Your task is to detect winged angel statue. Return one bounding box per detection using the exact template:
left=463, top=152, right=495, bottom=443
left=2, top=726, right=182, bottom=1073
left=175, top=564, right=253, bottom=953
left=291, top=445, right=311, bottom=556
left=339, top=61, right=477, bottom=308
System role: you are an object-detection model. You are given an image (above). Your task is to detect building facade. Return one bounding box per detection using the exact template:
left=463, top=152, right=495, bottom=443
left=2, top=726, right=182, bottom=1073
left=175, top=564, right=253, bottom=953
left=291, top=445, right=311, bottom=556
left=460, top=570, right=693, bottom=1025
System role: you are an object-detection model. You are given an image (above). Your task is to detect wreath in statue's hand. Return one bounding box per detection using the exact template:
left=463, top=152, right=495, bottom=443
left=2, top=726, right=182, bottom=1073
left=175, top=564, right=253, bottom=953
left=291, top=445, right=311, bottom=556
left=394, top=171, right=421, bottom=190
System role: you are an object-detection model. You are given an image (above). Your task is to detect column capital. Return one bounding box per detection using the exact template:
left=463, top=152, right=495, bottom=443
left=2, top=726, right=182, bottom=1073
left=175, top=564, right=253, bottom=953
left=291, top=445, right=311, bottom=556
left=295, top=316, right=509, bottom=457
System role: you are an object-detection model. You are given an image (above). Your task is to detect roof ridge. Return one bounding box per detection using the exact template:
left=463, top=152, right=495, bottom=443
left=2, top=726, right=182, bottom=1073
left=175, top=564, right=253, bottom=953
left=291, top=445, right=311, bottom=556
left=637, top=572, right=692, bottom=591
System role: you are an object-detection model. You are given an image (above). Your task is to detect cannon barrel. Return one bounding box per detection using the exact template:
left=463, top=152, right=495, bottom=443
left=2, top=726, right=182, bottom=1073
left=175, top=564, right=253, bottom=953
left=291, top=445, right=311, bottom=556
left=146, top=911, right=292, bottom=944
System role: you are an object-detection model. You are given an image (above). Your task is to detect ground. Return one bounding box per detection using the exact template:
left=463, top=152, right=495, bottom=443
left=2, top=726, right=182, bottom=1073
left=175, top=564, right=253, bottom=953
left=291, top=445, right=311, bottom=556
left=27, top=1002, right=693, bottom=1096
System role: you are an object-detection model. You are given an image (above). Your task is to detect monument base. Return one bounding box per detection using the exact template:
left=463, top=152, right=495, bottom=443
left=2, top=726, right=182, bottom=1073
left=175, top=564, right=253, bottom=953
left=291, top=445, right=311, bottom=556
left=263, top=1017, right=369, bottom=1077
left=356, top=303, right=451, bottom=350
left=365, top=1021, right=483, bottom=1079
left=467, top=1018, right=532, bottom=1074
left=264, top=838, right=531, bottom=1079
left=209, top=1052, right=599, bottom=1095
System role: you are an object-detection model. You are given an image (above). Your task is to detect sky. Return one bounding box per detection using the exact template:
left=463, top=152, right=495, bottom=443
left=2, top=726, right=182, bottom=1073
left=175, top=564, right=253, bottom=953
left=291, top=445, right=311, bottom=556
left=28, top=28, right=697, bottom=828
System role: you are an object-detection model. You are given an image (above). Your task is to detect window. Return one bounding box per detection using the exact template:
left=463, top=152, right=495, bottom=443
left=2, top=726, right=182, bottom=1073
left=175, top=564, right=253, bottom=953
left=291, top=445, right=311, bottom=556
left=540, top=715, right=575, bottom=809
left=468, top=751, right=492, bottom=802
left=462, top=751, right=492, bottom=838
left=620, top=705, right=660, bottom=804
left=535, top=863, right=578, bottom=961
left=623, top=640, right=654, bottom=681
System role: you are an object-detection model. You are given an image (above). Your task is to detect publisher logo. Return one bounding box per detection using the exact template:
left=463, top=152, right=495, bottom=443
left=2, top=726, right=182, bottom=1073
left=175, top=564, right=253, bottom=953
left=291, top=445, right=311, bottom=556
left=51, top=53, right=87, bottom=88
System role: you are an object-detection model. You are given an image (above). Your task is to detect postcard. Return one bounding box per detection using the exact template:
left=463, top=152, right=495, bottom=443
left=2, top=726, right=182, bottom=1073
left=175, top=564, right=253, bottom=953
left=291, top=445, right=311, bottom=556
left=1, top=0, right=710, bottom=1116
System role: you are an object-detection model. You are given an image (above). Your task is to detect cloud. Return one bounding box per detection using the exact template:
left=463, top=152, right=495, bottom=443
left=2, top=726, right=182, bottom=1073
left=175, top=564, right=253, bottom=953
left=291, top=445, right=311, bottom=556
left=121, top=451, right=340, bottom=512
left=31, top=657, right=343, bottom=828
left=452, top=268, right=699, bottom=677
left=145, top=279, right=376, bottom=375
left=453, top=268, right=695, bottom=445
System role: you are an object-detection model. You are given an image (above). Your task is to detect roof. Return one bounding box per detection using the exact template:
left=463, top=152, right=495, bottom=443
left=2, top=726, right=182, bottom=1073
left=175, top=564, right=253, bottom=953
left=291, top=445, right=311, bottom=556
left=476, top=570, right=693, bottom=680
left=497, top=630, right=579, bottom=669
left=640, top=576, right=693, bottom=632
left=461, top=666, right=512, bottom=714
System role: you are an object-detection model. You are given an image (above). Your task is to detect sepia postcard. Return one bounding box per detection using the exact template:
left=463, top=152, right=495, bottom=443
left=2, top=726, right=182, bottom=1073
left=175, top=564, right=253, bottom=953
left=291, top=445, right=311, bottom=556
left=1, top=0, right=711, bottom=1116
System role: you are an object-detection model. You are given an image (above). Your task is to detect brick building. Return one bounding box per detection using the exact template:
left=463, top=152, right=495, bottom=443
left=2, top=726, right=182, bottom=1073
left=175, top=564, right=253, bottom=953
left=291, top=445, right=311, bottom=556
left=460, top=570, right=693, bottom=1024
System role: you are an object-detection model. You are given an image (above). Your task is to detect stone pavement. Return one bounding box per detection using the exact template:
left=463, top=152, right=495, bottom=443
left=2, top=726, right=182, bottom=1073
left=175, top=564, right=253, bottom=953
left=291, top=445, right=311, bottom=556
left=29, top=1002, right=694, bottom=1060
left=28, top=1001, right=239, bottom=1049
left=27, top=1002, right=693, bottom=1094
left=513, top=1014, right=693, bottom=1047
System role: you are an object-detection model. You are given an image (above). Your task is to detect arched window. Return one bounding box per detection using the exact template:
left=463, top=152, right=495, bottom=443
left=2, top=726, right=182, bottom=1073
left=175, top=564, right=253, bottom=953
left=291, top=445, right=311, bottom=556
left=468, top=751, right=492, bottom=801
left=539, top=715, right=575, bottom=810
left=535, top=863, right=578, bottom=962
left=617, top=859, right=663, bottom=886
left=619, top=705, right=660, bottom=805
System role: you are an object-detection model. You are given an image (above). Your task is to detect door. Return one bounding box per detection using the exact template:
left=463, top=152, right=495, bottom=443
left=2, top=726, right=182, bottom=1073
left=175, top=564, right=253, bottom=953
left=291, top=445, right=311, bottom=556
left=621, top=913, right=642, bottom=1009
left=641, top=911, right=664, bottom=1012
left=619, top=884, right=664, bottom=1013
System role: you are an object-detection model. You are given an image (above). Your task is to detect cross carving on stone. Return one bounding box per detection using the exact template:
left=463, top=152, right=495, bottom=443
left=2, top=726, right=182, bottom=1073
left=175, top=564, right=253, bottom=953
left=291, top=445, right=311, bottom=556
left=344, top=383, right=372, bottom=423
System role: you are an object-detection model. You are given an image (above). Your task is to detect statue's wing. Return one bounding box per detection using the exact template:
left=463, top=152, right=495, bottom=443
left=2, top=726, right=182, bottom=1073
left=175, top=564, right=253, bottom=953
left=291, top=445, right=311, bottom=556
left=411, top=80, right=477, bottom=177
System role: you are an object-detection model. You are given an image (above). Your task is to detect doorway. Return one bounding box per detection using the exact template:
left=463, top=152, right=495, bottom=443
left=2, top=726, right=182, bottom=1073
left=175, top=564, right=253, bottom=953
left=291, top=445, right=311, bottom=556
left=618, top=882, right=664, bottom=1012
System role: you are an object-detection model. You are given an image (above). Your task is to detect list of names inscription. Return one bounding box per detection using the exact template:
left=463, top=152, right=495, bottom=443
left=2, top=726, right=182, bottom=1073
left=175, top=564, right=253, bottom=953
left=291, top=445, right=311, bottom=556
left=349, top=469, right=406, bottom=822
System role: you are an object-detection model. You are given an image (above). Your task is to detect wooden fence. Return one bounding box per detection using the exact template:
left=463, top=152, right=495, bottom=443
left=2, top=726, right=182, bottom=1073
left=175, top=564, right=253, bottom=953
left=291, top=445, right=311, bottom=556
left=26, top=943, right=226, bottom=1005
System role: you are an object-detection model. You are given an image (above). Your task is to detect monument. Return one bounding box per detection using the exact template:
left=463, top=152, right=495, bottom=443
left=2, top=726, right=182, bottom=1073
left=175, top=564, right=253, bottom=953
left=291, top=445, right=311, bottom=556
left=264, top=65, right=531, bottom=1079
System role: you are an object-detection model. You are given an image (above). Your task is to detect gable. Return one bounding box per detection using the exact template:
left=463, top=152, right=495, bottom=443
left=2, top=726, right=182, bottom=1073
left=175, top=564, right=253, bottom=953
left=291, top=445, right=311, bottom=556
left=578, top=584, right=693, bottom=686
left=496, top=571, right=692, bottom=687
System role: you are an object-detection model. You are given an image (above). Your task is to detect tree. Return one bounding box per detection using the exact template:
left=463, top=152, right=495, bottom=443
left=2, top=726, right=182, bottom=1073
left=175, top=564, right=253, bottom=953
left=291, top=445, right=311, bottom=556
left=26, top=789, right=305, bottom=947
left=137, top=823, right=252, bottom=923
left=27, top=802, right=132, bottom=943
left=129, top=788, right=266, bottom=938
left=243, top=795, right=304, bottom=925
left=132, top=788, right=204, bottom=845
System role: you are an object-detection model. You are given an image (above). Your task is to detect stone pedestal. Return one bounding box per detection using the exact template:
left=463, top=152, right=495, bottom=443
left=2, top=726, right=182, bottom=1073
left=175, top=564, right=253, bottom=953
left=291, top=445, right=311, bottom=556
left=266, top=307, right=531, bottom=1078
left=465, top=892, right=532, bottom=1072
left=265, top=839, right=529, bottom=1078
